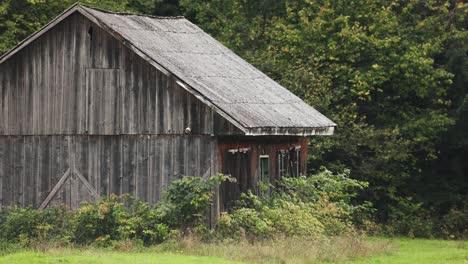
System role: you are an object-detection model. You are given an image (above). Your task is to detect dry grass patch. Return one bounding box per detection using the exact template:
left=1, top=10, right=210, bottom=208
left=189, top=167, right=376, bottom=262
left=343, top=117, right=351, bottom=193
left=157, top=235, right=395, bottom=264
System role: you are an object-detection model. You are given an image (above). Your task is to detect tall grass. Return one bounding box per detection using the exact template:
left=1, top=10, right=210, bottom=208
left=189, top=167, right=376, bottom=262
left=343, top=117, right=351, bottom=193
left=155, top=235, right=395, bottom=264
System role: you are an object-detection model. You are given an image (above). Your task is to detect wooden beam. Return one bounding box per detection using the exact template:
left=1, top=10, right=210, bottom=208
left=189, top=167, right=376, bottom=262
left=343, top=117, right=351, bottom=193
left=73, top=168, right=100, bottom=200
left=38, top=167, right=71, bottom=210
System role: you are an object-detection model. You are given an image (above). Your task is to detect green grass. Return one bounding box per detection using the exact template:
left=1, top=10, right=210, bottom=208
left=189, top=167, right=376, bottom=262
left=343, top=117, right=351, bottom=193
left=0, top=250, right=244, bottom=264
left=346, top=238, right=467, bottom=264
left=0, top=238, right=465, bottom=264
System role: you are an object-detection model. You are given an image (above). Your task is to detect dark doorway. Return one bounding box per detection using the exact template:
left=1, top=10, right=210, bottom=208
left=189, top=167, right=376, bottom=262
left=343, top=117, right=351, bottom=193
left=220, top=149, right=251, bottom=210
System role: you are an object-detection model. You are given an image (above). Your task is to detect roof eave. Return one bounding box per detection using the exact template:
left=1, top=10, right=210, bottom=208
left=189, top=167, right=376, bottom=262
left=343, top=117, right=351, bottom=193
left=244, top=126, right=335, bottom=136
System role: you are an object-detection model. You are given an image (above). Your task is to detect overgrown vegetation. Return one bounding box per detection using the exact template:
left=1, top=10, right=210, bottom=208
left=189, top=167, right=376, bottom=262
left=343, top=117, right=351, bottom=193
left=0, top=174, right=230, bottom=248
left=0, top=171, right=465, bottom=263
left=216, top=169, right=371, bottom=240
left=0, top=170, right=375, bottom=249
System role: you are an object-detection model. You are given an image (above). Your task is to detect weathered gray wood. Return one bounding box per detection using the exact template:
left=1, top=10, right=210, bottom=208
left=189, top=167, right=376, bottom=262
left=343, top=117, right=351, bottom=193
left=38, top=168, right=71, bottom=210
left=73, top=168, right=100, bottom=200
left=0, top=12, right=230, bottom=136
left=0, top=135, right=217, bottom=211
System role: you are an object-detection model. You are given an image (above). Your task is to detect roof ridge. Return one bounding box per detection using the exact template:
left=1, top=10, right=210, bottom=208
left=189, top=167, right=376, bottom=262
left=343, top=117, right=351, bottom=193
left=78, top=3, right=185, bottom=19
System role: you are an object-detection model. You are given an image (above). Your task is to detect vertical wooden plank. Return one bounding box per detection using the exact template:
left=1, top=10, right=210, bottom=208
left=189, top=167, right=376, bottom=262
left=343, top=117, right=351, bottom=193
left=32, top=137, right=39, bottom=207
left=11, top=137, right=22, bottom=205
left=27, top=47, right=34, bottom=135
left=147, top=137, right=154, bottom=204
left=151, top=136, right=162, bottom=203
left=86, top=136, right=96, bottom=194
left=137, top=136, right=149, bottom=201
left=63, top=18, right=73, bottom=134
left=20, top=137, right=26, bottom=206
left=159, top=137, right=166, bottom=194
left=68, top=17, right=76, bottom=134
left=3, top=63, right=9, bottom=135
left=172, top=136, right=184, bottom=180
left=147, top=67, right=156, bottom=134
left=0, top=137, right=4, bottom=208
left=109, top=136, right=122, bottom=196
left=57, top=22, right=65, bottom=134
left=132, top=136, right=138, bottom=197
left=20, top=48, right=27, bottom=135
left=100, top=136, right=111, bottom=196
left=0, top=68, right=4, bottom=134
left=132, top=58, right=140, bottom=134
left=77, top=15, right=87, bottom=133
left=139, top=61, right=148, bottom=134
left=121, top=136, right=135, bottom=195
left=9, top=61, right=17, bottom=134
left=2, top=138, right=12, bottom=206
left=187, top=136, right=198, bottom=176
left=165, top=136, right=174, bottom=188
left=39, top=137, right=50, bottom=207
left=165, top=74, right=173, bottom=133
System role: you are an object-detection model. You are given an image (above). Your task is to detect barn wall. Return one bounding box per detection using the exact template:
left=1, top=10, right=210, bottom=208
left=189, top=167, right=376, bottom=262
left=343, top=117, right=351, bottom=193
left=0, top=12, right=239, bottom=136
left=0, top=135, right=216, bottom=209
left=217, top=136, right=308, bottom=211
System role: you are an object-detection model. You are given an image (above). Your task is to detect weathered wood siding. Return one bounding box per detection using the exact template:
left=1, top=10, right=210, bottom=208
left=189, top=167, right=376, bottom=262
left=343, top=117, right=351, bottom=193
left=0, top=135, right=216, bottom=209
left=0, top=12, right=237, bottom=136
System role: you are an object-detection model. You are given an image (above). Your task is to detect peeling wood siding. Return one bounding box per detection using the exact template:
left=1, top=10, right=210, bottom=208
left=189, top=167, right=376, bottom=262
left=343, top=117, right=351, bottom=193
left=0, top=13, right=235, bottom=136
left=0, top=135, right=216, bottom=209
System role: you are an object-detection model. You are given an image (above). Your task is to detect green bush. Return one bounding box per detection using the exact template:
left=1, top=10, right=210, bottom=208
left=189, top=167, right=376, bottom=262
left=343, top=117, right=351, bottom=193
left=72, top=195, right=170, bottom=245
left=441, top=207, right=468, bottom=239
left=261, top=200, right=324, bottom=237
left=157, top=174, right=233, bottom=228
left=0, top=206, right=71, bottom=245
left=215, top=169, right=367, bottom=240
left=72, top=195, right=125, bottom=244
left=0, top=175, right=230, bottom=247
left=118, top=198, right=169, bottom=244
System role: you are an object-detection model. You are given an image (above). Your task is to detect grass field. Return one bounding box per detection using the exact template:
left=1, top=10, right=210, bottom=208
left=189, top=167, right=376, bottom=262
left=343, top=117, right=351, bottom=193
left=0, top=251, right=244, bottom=264
left=347, top=238, right=467, bottom=264
left=0, top=238, right=465, bottom=264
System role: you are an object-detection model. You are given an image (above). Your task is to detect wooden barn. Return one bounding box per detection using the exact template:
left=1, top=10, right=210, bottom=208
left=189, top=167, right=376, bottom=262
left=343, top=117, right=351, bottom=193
left=0, top=4, right=335, bottom=217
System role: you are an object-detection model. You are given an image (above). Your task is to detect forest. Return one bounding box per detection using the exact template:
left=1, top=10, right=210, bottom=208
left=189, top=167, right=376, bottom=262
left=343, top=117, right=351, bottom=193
left=0, top=0, right=466, bottom=239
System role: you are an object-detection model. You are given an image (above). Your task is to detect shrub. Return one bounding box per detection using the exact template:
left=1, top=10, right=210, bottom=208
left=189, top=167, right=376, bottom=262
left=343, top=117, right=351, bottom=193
left=118, top=196, right=170, bottom=244
left=157, top=174, right=233, bottom=228
left=72, top=195, right=170, bottom=245
left=441, top=207, right=468, bottom=239
left=216, top=168, right=370, bottom=240
left=261, top=200, right=324, bottom=237
left=385, top=198, right=435, bottom=238
left=216, top=208, right=273, bottom=240
left=0, top=206, right=71, bottom=245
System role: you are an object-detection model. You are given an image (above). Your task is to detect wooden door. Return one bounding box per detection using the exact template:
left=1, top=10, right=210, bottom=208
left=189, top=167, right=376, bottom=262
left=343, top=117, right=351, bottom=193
left=220, top=149, right=251, bottom=210
left=38, top=138, right=100, bottom=210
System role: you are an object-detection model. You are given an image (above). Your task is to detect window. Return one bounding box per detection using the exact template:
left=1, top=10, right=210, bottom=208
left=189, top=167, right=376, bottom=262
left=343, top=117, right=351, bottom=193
left=277, top=146, right=301, bottom=178
left=259, top=155, right=270, bottom=196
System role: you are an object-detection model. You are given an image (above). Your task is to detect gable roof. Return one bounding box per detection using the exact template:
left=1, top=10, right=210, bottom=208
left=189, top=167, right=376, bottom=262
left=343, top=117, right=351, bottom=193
left=0, top=3, right=336, bottom=136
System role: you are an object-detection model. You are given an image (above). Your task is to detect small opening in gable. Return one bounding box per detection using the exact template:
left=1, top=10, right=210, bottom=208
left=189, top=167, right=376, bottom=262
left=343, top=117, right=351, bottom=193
left=87, top=26, right=94, bottom=54
left=87, top=26, right=93, bottom=38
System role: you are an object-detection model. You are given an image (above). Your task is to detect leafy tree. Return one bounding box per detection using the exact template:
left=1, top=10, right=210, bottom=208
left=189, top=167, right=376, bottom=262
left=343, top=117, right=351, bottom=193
left=178, top=0, right=467, bottom=224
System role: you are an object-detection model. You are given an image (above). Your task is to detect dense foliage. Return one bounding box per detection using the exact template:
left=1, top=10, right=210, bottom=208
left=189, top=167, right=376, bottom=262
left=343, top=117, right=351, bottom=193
left=0, top=171, right=367, bottom=247
left=0, top=175, right=228, bottom=246
left=217, top=169, right=370, bottom=240
left=0, top=0, right=466, bottom=237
